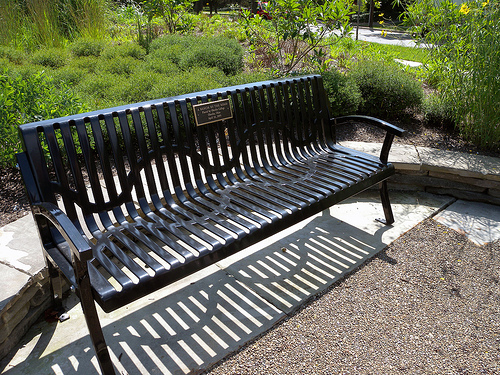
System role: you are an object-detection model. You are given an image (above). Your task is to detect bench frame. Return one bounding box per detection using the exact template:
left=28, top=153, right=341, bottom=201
left=17, top=75, right=403, bottom=374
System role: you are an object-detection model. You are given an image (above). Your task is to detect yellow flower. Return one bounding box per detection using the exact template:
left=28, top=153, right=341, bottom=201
left=381, top=30, right=387, bottom=37
left=482, top=0, right=489, bottom=6
left=459, top=3, right=470, bottom=14
left=379, top=20, right=384, bottom=25
left=379, top=13, right=384, bottom=17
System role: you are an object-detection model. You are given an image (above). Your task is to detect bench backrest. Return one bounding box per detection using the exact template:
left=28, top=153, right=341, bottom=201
left=18, top=75, right=333, bottom=237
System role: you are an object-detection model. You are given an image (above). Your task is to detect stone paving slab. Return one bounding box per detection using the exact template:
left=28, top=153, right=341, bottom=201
left=0, top=215, right=43, bottom=276
left=0, top=191, right=453, bottom=375
left=1, top=265, right=284, bottom=375
left=434, top=200, right=500, bottom=245
left=218, top=191, right=454, bottom=313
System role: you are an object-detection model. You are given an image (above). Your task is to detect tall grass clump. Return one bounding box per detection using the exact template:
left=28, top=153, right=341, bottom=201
left=402, top=0, right=500, bottom=149
left=0, top=0, right=109, bottom=50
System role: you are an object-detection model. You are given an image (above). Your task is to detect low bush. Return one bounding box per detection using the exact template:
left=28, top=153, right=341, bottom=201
left=149, top=35, right=244, bottom=75
left=423, top=92, right=456, bottom=130
left=97, top=55, right=141, bottom=76
left=0, top=46, right=27, bottom=65
left=350, top=61, right=423, bottom=118
left=179, top=37, right=244, bottom=75
left=101, top=42, right=146, bottom=60
left=76, top=72, right=122, bottom=109
left=49, top=66, right=87, bottom=86
left=31, top=48, right=68, bottom=68
left=148, top=67, right=230, bottom=99
left=69, top=56, right=100, bottom=74
left=322, top=69, right=362, bottom=117
left=0, top=70, right=86, bottom=167
left=70, top=38, right=106, bottom=57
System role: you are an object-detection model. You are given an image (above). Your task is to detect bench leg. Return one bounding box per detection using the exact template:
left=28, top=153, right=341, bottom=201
left=47, top=257, right=63, bottom=310
left=376, top=180, right=395, bottom=225
left=76, top=264, right=116, bottom=375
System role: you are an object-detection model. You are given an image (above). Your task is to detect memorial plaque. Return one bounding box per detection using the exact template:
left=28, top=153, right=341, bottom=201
left=193, top=99, right=233, bottom=126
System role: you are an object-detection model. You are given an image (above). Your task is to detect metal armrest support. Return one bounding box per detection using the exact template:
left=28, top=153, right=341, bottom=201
left=333, top=115, right=406, bottom=163
left=32, top=202, right=92, bottom=262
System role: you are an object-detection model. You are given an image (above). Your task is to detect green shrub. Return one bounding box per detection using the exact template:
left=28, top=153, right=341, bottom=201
left=179, top=37, right=243, bottom=75
left=31, top=48, right=68, bottom=68
left=0, top=46, right=27, bottom=65
left=144, top=55, right=181, bottom=75
left=50, top=66, right=87, bottom=86
left=148, top=67, right=230, bottom=99
left=101, top=42, right=146, bottom=60
left=149, top=35, right=244, bottom=75
left=69, top=55, right=100, bottom=74
left=0, top=70, right=86, bottom=167
left=110, top=70, right=159, bottom=104
left=75, top=72, right=121, bottom=108
left=322, top=69, right=362, bottom=117
left=423, top=92, right=456, bottom=130
left=350, top=61, right=423, bottom=118
left=70, top=38, right=106, bottom=57
left=97, top=56, right=141, bottom=75
left=149, top=34, right=197, bottom=65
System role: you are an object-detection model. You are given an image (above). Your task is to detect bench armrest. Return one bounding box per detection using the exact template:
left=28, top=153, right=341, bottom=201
left=32, top=202, right=93, bottom=262
left=333, top=115, right=405, bottom=163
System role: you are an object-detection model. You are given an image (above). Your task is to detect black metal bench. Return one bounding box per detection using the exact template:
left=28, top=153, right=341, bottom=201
left=17, top=74, right=403, bottom=374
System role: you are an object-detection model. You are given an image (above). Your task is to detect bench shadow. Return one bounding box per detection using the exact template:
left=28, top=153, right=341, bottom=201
left=2, top=208, right=395, bottom=375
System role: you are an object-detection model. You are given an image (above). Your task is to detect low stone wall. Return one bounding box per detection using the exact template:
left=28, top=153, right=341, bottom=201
left=0, top=269, right=52, bottom=360
left=340, top=141, right=500, bottom=206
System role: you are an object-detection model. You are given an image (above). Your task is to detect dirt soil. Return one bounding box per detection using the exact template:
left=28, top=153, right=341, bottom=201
left=2, top=117, right=499, bottom=228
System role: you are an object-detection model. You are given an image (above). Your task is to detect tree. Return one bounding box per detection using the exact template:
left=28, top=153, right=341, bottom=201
left=239, top=0, right=354, bottom=75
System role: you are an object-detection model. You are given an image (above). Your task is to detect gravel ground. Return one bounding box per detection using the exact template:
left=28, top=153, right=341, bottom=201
left=205, top=219, right=500, bottom=375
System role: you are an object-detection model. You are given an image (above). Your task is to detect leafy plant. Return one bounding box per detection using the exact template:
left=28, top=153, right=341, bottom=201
left=350, top=60, right=423, bottom=118
left=141, top=0, right=197, bottom=34
left=70, top=38, right=106, bottom=57
left=239, top=0, right=354, bottom=75
left=31, top=48, right=68, bottom=68
left=0, top=70, right=86, bottom=167
left=178, top=37, right=244, bottom=75
left=322, top=69, right=362, bottom=116
left=402, top=0, right=500, bottom=149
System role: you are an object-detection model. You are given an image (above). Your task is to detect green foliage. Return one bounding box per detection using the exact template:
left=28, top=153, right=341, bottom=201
left=31, top=48, right=68, bottom=68
left=149, top=35, right=244, bottom=75
left=196, top=14, right=247, bottom=42
left=179, top=37, right=244, bottom=75
left=49, top=66, right=87, bottom=86
left=0, top=0, right=109, bottom=50
left=403, top=0, right=500, bottom=149
left=350, top=60, right=423, bottom=118
left=0, top=46, right=27, bottom=65
left=423, top=93, right=456, bottom=130
left=141, top=0, right=197, bottom=34
left=0, top=70, right=86, bottom=167
left=322, top=69, right=362, bottom=116
left=101, top=42, right=147, bottom=60
left=239, top=0, right=354, bottom=75
left=70, top=38, right=106, bottom=57
left=148, top=67, right=230, bottom=98
left=97, top=56, right=142, bottom=75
